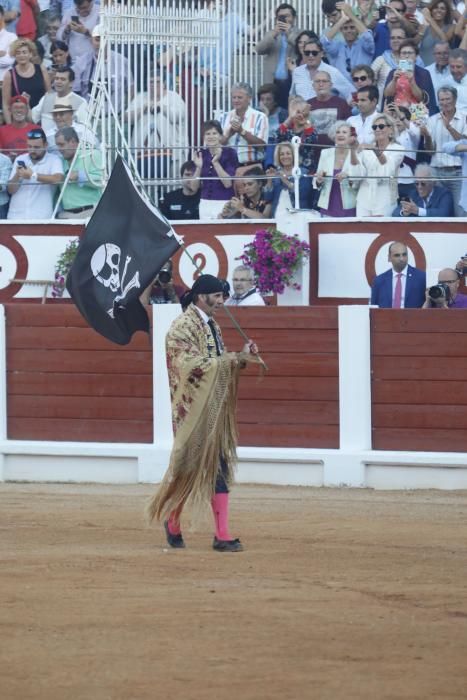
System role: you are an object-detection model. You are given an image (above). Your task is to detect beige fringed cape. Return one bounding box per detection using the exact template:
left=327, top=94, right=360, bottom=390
left=147, top=304, right=245, bottom=524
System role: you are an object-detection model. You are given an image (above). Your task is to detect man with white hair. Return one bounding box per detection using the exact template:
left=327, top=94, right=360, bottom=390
left=225, top=265, right=265, bottom=306
left=392, top=164, right=454, bottom=216
left=220, top=82, right=268, bottom=165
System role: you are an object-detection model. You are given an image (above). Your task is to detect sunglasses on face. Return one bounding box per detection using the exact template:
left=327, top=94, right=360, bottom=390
left=27, top=130, right=45, bottom=139
left=353, top=75, right=368, bottom=82
left=372, top=123, right=388, bottom=130
left=304, top=49, right=321, bottom=56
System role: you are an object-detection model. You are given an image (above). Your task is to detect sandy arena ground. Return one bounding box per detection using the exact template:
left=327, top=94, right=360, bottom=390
left=1, top=483, right=467, bottom=700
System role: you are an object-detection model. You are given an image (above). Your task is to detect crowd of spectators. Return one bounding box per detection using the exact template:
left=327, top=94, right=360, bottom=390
left=154, top=0, right=467, bottom=221
left=3, top=0, right=467, bottom=219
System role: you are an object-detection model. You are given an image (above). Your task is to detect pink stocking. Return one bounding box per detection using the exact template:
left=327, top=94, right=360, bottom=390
left=211, top=493, right=232, bottom=541
left=167, top=508, right=182, bottom=535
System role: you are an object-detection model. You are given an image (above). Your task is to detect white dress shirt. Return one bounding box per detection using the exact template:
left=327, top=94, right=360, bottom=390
left=426, top=110, right=467, bottom=167
left=8, top=152, right=64, bottom=220
left=347, top=111, right=382, bottom=145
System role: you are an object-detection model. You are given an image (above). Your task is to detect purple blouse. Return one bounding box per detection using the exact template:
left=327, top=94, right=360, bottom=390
left=200, top=147, right=239, bottom=201
left=319, top=169, right=356, bottom=218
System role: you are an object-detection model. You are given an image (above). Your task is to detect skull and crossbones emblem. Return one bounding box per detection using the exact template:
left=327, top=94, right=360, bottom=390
left=90, top=243, right=141, bottom=316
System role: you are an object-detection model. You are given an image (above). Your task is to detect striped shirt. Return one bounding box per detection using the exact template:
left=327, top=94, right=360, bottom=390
left=220, top=106, right=269, bottom=163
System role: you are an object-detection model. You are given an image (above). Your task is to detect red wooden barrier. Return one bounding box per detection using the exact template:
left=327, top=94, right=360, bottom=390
left=5, top=304, right=153, bottom=443
left=220, top=307, right=339, bottom=448
left=371, top=309, right=467, bottom=452
left=5, top=305, right=340, bottom=449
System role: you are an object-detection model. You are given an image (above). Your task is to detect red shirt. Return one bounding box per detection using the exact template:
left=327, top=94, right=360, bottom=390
left=0, top=122, right=35, bottom=161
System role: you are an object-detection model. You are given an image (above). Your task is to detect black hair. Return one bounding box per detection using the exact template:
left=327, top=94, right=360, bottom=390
left=275, top=3, right=297, bottom=17
left=357, top=84, right=379, bottom=102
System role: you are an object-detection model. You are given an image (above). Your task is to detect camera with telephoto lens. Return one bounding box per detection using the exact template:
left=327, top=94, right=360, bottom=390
left=158, top=263, right=172, bottom=284
left=428, top=282, right=451, bottom=303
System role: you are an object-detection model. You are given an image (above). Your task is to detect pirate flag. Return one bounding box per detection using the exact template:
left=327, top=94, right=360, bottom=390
left=66, top=156, right=181, bottom=345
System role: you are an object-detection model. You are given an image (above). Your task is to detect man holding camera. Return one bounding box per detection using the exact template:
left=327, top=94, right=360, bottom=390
left=392, top=163, right=454, bottom=216
left=255, top=4, right=301, bottom=108
left=370, top=241, right=426, bottom=308
left=143, top=259, right=185, bottom=305
left=422, top=268, right=467, bottom=308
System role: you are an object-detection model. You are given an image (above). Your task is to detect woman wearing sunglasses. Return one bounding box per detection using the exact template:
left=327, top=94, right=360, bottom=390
left=348, top=113, right=404, bottom=216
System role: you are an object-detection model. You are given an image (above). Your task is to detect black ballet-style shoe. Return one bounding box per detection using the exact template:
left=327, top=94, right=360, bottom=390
left=212, top=537, right=243, bottom=552
left=164, top=521, right=186, bottom=548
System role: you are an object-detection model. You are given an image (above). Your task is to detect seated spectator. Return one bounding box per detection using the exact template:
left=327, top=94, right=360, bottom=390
left=373, top=0, right=419, bottom=59
left=192, top=119, right=239, bottom=219
left=371, top=241, right=426, bottom=308
left=320, top=3, right=375, bottom=78
left=425, top=42, right=451, bottom=106
left=124, top=69, right=187, bottom=184
left=220, top=166, right=271, bottom=219
left=270, top=96, right=318, bottom=174
left=0, top=6, right=17, bottom=84
left=392, top=163, right=454, bottom=215
left=159, top=160, right=200, bottom=221
left=7, top=126, right=63, bottom=219
left=348, top=113, right=404, bottom=215
left=422, top=267, right=467, bottom=307
left=45, top=97, right=97, bottom=150
left=0, top=94, right=35, bottom=160
left=347, top=85, right=381, bottom=144
left=74, top=25, right=133, bottom=114
left=265, top=142, right=313, bottom=216
left=308, top=70, right=351, bottom=147
left=290, top=38, right=354, bottom=101
left=421, top=85, right=467, bottom=217
left=257, top=83, right=288, bottom=135
left=292, top=29, right=320, bottom=69
left=383, top=40, right=438, bottom=114
left=54, top=125, right=103, bottom=218
left=37, top=14, right=61, bottom=69
left=32, top=67, right=89, bottom=132
left=225, top=264, right=265, bottom=306
left=0, top=150, right=12, bottom=218
left=255, top=3, right=301, bottom=108
left=56, top=0, right=99, bottom=62
left=418, top=0, right=457, bottom=67
left=220, top=81, right=269, bottom=168
left=2, top=38, right=50, bottom=122
left=314, top=121, right=358, bottom=217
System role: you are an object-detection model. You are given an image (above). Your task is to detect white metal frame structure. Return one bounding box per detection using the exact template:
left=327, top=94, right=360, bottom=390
left=91, top=1, right=326, bottom=197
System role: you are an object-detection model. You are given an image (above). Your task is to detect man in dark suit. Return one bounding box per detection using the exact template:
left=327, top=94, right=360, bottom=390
left=392, top=164, right=454, bottom=217
left=371, top=241, right=426, bottom=308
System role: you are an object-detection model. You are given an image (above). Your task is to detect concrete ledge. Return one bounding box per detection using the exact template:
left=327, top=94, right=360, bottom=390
left=2, top=441, right=467, bottom=489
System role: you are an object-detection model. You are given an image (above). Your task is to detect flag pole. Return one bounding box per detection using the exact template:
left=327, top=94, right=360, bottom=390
left=178, top=243, right=268, bottom=371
